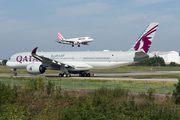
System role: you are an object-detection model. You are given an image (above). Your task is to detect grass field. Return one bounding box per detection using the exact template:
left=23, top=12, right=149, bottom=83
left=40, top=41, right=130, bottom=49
left=0, top=65, right=179, bottom=94
left=2, top=65, right=180, bottom=74
left=0, top=76, right=176, bottom=94
left=114, top=74, right=180, bottom=78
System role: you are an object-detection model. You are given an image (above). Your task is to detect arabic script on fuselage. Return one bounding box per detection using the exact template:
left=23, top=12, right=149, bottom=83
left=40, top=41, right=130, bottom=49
left=51, top=54, right=65, bottom=57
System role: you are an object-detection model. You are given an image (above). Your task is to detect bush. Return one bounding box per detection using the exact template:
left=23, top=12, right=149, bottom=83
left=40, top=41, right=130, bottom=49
left=169, top=62, right=179, bottom=67
left=0, top=82, right=19, bottom=104
left=46, top=80, right=55, bottom=95
left=133, top=56, right=166, bottom=66
left=1, top=80, right=180, bottom=119
left=173, top=79, right=180, bottom=104
left=0, top=104, right=26, bottom=119
left=148, top=88, right=156, bottom=101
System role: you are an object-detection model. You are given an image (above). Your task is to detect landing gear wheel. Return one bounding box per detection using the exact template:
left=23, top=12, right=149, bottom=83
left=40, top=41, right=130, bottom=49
left=64, top=74, right=67, bottom=77
left=12, top=68, right=17, bottom=76
left=59, top=73, right=64, bottom=77
left=59, top=73, right=71, bottom=77
left=72, top=44, right=74, bottom=47
left=79, top=73, right=82, bottom=77
left=79, top=73, right=91, bottom=77
left=87, top=73, right=90, bottom=77
left=65, top=74, right=71, bottom=77
left=78, top=44, right=80, bottom=47
left=83, top=73, right=87, bottom=77
left=13, top=73, right=17, bottom=76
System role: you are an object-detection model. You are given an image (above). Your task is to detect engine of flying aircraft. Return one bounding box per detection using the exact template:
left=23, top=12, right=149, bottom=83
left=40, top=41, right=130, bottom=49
left=26, top=63, right=46, bottom=75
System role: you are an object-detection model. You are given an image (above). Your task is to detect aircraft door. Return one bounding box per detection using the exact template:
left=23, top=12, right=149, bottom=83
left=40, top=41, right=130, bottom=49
left=75, top=55, right=82, bottom=61
left=110, top=54, right=119, bottom=62
left=115, top=57, right=119, bottom=62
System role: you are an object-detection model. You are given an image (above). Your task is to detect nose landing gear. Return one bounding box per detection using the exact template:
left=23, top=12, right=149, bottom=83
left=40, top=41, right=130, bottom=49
left=12, top=68, right=17, bottom=76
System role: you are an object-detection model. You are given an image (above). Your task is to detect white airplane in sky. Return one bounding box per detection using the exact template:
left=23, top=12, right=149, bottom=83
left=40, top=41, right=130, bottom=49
left=56, top=32, right=93, bottom=47
left=7, top=22, right=159, bottom=77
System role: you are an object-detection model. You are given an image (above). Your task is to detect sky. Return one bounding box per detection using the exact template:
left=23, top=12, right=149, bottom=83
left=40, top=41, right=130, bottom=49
left=0, top=0, right=180, bottom=59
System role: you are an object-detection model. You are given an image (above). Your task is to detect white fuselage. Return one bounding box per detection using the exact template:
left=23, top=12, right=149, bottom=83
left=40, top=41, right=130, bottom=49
left=61, top=37, right=93, bottom=45
left=7, top=50, right=136, bottom=72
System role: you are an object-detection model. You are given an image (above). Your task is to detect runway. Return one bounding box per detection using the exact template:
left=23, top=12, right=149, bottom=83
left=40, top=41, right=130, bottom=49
left=0, top=71, right=179, bottom=82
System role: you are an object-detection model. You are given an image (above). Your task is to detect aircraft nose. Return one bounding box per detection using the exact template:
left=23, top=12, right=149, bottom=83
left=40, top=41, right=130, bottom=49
left=6, top=60, right=10, bottom=67
left=6, top=60, right=14, bottom=68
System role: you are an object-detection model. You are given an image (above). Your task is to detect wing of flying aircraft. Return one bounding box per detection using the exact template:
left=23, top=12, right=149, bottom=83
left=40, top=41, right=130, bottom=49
left=7, top=22, right=159, bottom=77
left=56, top=32, right=93, bottom=47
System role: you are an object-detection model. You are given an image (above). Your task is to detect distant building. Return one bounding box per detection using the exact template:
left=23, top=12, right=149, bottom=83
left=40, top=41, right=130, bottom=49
left=0, top=60, right=2, bottom=65
left=150, top=51, right=180, bottom=64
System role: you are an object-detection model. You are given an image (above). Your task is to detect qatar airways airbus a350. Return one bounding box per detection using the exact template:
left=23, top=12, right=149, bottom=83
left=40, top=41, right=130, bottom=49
left=6, top=22, right=159, bottom=77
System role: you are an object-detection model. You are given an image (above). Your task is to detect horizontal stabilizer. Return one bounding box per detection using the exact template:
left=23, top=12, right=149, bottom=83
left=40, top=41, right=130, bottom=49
left=134, top=51, right=149, bottom=61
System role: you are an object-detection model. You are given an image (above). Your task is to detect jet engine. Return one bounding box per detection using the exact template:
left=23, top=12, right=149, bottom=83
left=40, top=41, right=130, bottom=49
left=26, top=63, right=46, bottom=75
left=74, top=41, right=79, bottom=45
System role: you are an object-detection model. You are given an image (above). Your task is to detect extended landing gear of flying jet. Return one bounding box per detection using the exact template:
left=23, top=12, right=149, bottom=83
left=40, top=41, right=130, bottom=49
left=79, top=72, right=91, bottom=77
left=59, top=73, right=71, bottom=77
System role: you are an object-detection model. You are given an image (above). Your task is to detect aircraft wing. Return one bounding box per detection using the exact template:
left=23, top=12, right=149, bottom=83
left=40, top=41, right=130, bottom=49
left=62, top=39, right=75, bottom=43
left=31, top=47, right=75, bottom=68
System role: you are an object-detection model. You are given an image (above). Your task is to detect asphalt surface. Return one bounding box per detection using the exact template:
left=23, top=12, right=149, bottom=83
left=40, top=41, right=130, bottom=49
left=0, top=71, right=179, bottom=82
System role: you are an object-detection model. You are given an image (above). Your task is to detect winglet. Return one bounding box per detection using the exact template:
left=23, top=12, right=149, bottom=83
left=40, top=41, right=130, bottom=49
left=32, top=47, right=38, bottom=55
left=31, top=47, right=42, bottom=61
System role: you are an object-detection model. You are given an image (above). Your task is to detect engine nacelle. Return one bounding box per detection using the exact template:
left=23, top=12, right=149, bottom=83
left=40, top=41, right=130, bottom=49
left=74, top=41, right=79, bottom=45
left=26, top=63, right=46, bottom=75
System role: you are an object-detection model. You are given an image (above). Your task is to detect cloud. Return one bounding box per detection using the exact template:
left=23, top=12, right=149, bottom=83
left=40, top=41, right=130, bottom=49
left=131, top=0, right=173, bottom=6
left=117, top=13, right=149, bottom=23
left=115, top=12, right=180, bottom=25
left=0, top=10, right=7, bottom=20
left=55, top=2, right=109, bottom=18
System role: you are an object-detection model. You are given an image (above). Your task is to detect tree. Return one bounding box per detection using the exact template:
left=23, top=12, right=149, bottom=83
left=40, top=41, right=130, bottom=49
left=2, top=59, right=8, bottom=66
left=169, top=62, right=178, bottom=67
left=132, top=56, right=165, bottom=66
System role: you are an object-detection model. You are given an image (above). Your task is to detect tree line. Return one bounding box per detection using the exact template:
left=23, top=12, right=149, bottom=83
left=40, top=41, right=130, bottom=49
left=132, top=56, right=179, bottom=67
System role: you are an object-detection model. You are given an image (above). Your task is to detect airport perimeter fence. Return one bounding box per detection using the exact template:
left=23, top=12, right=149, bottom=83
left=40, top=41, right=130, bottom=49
left=0, top=77, right=176, bottom=96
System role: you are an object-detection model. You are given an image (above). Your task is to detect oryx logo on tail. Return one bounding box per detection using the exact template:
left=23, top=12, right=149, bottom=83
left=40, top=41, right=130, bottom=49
left=133, top=22, right=159, bottom=53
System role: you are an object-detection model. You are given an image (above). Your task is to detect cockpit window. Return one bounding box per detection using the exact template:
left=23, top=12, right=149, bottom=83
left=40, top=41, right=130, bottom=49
left=9, top=57, right=11, bottom=60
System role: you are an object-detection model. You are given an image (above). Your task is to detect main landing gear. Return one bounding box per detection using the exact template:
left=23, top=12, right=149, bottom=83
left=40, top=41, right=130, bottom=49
left=71, top=44, right=80, bottom=47
left=59, top=72, right=93, bottom=77
left=59, top=73, right=71, bottom=77
left=79, top=73, right=91, bottom=77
